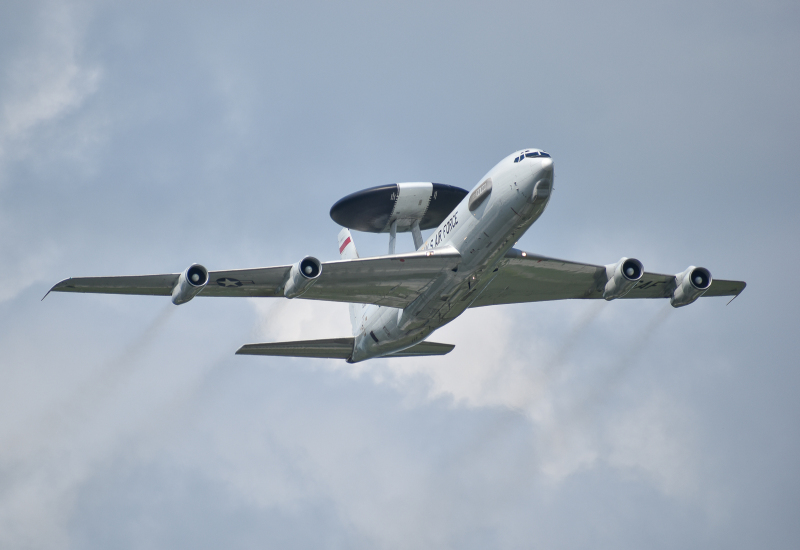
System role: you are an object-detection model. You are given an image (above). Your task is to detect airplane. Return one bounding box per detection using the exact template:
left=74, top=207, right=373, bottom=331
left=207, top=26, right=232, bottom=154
left=47, top=149, right=746, bottom=363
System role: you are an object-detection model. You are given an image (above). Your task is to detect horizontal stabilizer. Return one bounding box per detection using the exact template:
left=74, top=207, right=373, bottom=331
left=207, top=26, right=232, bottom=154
left=386, top=341, right=454, bottom=357
left=236, top=338, right=354, bottom=359
left=235, top=338, right=455, bottom=359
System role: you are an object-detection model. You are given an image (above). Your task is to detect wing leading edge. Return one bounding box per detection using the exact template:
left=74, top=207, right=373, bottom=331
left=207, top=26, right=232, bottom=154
left=469, top=248, right=746, bottom=308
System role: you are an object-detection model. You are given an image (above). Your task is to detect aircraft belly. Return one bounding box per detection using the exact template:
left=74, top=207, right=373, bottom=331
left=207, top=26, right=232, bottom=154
left=353, top=160, right=549, bottom=362
left=352, top=304, right=434, bottom=362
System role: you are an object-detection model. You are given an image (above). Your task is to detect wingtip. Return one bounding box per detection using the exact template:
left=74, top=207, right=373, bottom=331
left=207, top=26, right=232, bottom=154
left=726, top=284, right=746, bottom=306
left=235, top=344, right=257, bottom=355
left=42, top=278, right=69, bottom=301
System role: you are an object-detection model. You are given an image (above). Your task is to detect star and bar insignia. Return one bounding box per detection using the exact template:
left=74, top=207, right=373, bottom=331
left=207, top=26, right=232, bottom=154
left=216, top=278, right=244, bottom=287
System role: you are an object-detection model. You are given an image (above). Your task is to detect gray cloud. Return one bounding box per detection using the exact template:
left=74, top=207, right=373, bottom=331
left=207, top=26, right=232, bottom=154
left=0, top=0, right=798, bottom=548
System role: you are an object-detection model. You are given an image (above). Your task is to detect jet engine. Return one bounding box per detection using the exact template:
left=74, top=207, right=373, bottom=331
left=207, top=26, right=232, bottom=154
left=603, top=257, right=644, bottom=300
left=171, top=263, right=209, bottom=305
left=670, top=266, right=712, bottom=308
left=283, top=256, right=322, bottom=298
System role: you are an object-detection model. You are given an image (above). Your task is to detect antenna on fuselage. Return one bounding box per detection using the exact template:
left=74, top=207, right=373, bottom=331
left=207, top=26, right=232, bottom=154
left=411, top=220, right=423, bottom=251
left=388, top=220, right=398, bottom=255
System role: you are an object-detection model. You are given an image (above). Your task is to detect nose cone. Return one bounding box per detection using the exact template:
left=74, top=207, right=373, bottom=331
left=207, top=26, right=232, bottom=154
left=527, top=156, right=554, bottom=204
left=531, top=157, right=553, bottom=183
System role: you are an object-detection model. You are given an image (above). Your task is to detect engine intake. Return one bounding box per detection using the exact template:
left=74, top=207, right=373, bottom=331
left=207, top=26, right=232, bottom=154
left=172, top=263, right=209, bottom=305
left=603, top=257, right=644, bottom=300
left=670, top=266, right=712, bottom=308
left=284, top=256, right=322, bottom=298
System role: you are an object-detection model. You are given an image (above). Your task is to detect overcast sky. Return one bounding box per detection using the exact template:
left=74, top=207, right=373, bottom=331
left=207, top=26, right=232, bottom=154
left=1, top=1, right=798, bottom=548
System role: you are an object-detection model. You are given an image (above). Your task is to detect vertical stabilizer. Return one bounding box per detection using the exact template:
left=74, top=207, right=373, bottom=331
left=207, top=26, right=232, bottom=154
left=337, top=228, right=364, bottom=335
left=337, top=227, right=358, bottom=260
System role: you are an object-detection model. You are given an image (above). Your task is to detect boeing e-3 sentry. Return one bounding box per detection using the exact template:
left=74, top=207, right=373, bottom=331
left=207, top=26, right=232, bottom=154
left=48, top=150, right=746, bottom=362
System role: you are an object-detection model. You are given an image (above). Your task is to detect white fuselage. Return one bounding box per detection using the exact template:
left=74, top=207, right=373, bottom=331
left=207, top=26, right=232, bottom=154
left=349, top=150, right=554, bottom=362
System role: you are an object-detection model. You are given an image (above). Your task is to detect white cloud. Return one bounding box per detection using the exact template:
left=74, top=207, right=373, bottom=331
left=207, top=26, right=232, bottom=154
left=0, top=304, right=224, bottom=549
left=0, top=2, right=100, bottom=161
left=0, top=2, right=101, bottom=303
left=248, top=297, right=697, bottom=495
left=605, top=395, right=699, bottom=498
left=0, top=238, right=59, bottom=302
left=0, top=0, right=790, bottom=546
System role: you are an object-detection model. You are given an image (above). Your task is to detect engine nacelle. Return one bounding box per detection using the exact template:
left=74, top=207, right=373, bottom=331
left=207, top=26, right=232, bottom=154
left=603, top=257, right=644, bottom=300
left=670, top=266, right=712, bottom=308
left=283, top=256, right=322, bottom=298
left=171, top=263, right=209, bottom=305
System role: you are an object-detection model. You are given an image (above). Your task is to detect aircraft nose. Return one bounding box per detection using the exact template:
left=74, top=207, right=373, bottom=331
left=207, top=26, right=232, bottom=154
left=532, top=157, right=553, bottom=181
left=525, top=156, right=554, bottom=204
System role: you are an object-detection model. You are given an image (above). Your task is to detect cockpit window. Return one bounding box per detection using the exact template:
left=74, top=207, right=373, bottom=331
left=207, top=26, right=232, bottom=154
left=515, top=151, right=551, bottom=162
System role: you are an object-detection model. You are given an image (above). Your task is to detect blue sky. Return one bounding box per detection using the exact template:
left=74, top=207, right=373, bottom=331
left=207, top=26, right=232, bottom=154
left=1, top=1, right=798, bottom=548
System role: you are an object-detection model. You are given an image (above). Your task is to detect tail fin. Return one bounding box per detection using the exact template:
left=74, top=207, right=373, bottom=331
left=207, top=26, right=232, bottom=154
left=337, top=227, right=358, bottom=260
left=338, top=228, right=365, bottom=335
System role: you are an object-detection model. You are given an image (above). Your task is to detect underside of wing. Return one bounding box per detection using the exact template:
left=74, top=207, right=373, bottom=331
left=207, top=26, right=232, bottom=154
left=47, top=266, right=291, bottom=300
left=303, top=247, right=461, bottom=307
left=469, top=248, right=746, bottom=308
left=469, top=250, right=605, bottom=307
left=49, top=273, right=180, bottom=296
left=698, top=279, right=747, bottom=298
left=49, top=246, right=461, bottom=309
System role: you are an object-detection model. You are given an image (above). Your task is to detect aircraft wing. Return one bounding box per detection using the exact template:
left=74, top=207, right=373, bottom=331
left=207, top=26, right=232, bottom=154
left=468, top=248, right=746, bottom=308
left=48, top=246, right=462, bottom=309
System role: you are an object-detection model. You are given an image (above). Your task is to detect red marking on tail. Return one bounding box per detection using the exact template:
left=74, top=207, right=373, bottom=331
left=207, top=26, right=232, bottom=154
left=339, top=236, right=352, bottom=254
